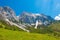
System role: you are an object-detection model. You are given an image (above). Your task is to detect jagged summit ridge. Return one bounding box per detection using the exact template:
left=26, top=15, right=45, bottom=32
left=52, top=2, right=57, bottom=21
left=0, top=6, right=19, bottom=22
left=19, top=11, right=54, bottom=26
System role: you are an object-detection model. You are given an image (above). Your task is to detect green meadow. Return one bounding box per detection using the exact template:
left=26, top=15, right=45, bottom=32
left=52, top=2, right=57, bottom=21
left=0, top=28, right=60, bottom=40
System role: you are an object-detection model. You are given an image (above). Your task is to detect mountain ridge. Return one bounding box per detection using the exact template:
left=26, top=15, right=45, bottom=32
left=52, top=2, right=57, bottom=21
left=19, top=11, right=54, bottom=25
left=0, top=6, right=29, bottom=32
left=0, top=6, right=57, bottom=32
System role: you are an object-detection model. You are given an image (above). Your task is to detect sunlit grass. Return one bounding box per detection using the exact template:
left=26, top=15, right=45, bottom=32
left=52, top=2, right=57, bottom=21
left=0, top=28, right=60, bottom=40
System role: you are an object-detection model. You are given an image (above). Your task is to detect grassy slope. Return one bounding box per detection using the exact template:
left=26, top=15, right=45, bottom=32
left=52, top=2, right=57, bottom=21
left=0, top=28, right=60, bottom=40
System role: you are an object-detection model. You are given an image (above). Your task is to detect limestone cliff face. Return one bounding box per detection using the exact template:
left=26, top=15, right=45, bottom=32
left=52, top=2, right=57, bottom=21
left=19, top=11, right=54, bottom=26
left=0, top=6, right=19, bottom=22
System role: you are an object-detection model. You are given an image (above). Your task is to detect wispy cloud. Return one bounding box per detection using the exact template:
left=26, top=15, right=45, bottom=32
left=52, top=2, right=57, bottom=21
left=35, top=0, right=48, bottom=8
left=55, top=3, right=60, bottom=10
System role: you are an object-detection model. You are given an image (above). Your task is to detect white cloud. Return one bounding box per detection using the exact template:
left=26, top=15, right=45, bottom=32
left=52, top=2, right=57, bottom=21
left=55, top=14, right=60, bottom=20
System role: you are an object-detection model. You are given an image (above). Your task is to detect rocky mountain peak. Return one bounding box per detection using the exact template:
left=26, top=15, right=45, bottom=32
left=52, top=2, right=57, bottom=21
left=0, top=6, right=19, bottom=22
left=19, top=12, right=54, bottom=26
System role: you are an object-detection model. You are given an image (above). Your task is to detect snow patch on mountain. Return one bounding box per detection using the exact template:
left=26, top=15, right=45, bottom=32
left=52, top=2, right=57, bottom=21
left=35, top=20, right=38, bottom=29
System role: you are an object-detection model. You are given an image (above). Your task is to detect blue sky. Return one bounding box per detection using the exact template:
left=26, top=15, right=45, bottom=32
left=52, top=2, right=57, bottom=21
left=0, top=0, right=60, bottom=18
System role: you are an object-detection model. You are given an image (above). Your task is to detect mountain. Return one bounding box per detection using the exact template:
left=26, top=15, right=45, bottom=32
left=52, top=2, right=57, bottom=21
left=0, top=6, right=60, bottom=40
left=0, top=6, right=55, bottom=32
left=0, top=6, right=29, bottom=32
left=0, top=6, right=19, bottom=22
left=19, top=11, right=54, bottom=27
